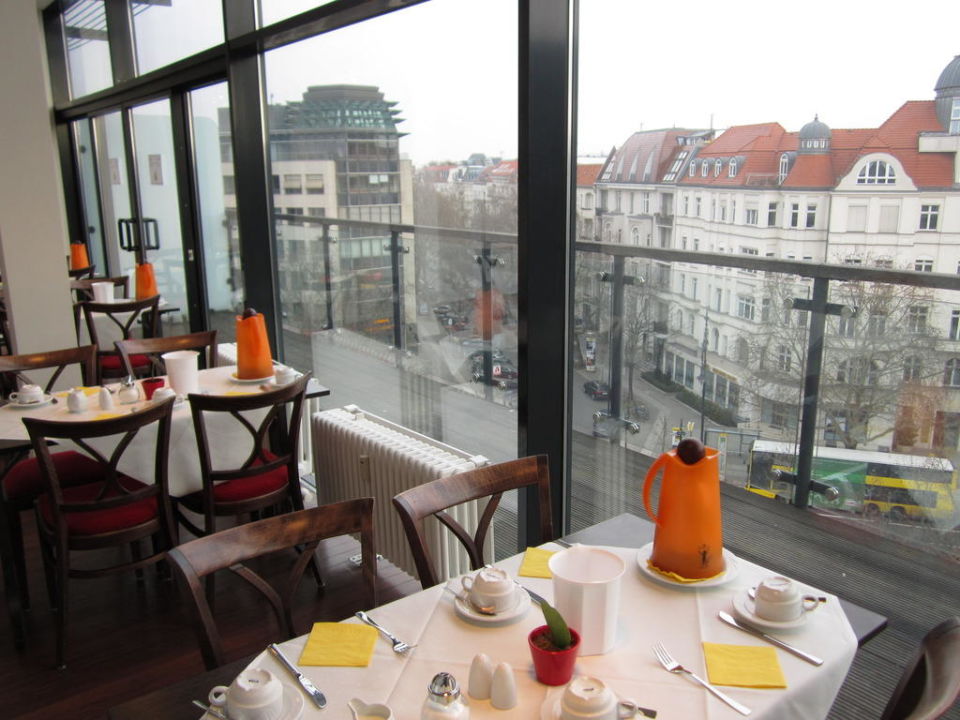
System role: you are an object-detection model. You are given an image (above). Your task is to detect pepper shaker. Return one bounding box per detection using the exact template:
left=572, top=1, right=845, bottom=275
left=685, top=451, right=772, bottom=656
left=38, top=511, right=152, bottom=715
left=422, top=672, right=469, bottom=719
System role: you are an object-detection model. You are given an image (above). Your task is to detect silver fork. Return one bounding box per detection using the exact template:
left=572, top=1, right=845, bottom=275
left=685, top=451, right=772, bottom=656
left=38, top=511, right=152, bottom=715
left=356, top=611, right=416, bottom=654
left=652, top=642, right=751, bottom=716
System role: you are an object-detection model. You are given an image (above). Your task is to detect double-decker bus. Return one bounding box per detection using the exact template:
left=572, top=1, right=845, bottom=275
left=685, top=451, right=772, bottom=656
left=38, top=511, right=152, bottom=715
left=747, top=440, right=957, bottom=524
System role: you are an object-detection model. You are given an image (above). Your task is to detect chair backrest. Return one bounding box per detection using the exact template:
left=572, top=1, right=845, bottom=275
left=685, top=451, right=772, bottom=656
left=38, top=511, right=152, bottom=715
left=115, top=330, right=218, bottom=378
left=23, top=397, right=176, bottom=542
left=0, top=344, right=97, bottom=398
left=79, top=295, right=161, bottom=368
left=880, top=617, right=960, bottom=720
left=68, top=266, right=96, bottom=280
left=392, top=454, right=554, bottom=588
left=71, top=275, right=129, bottom=302
left=167, top=499, right=377, bottom=669
left=187, top=372, right=311, bottom=496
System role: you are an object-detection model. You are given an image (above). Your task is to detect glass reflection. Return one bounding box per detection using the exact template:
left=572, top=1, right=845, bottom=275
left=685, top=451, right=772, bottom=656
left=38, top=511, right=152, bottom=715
left=63, top=0, right=112, bottom=98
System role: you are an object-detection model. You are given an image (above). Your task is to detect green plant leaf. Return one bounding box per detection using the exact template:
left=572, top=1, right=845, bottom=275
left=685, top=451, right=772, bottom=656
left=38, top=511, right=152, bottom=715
left=540, top=600, right=572, bottom=649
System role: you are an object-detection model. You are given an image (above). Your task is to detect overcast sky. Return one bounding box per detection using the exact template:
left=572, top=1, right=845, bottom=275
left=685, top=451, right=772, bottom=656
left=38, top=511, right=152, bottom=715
left=230, top=0, right=958, bottom=166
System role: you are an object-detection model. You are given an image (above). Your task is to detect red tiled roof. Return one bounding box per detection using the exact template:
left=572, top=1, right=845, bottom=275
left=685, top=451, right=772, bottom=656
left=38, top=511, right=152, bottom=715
left=577, top=164, right=603, bottom=186
left=781, top=154, right=836, bottom=188
left=604, top=129, right=705, bottom=184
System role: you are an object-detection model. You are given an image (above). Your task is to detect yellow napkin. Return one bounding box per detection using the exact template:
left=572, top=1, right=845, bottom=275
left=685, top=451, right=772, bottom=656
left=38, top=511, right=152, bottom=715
left=518, top=546, right=556, bottom=578
left=93, top=412, right=123, bottom=421
left=702, top=642, right=787, bottom=688
left=55, top=387, right=101, bottom=398
left=298, top=622, right=377, bottom=667
left=224, top=390, right=258, bottom=396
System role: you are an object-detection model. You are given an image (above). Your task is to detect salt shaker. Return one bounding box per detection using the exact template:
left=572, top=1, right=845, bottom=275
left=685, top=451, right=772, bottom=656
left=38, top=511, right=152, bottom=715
left=98, top=386, right=114, bottom=411
left=422, top=672, right=469, bottom=720
left=118, top=377, right=139, bottom=405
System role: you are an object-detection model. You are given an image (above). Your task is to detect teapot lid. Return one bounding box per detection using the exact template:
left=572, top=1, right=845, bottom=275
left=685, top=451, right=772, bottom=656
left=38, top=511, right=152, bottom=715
left=427, top=672, right=461, bottom=705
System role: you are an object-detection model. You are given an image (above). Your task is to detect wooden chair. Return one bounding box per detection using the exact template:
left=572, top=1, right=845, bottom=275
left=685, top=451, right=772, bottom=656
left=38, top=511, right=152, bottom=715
left=176, top=373, right=312, bottom=539
left=79, top=294, right=160, bottom=383
left=70, top=275, right=128, bottom=302
left=115, top=330, right=218, bottom=379
left=67, top=266, right=95, bottom=281
left=392, top=455, right=554, bottom=589
left=167, top=500, right=376, bottom=669
left=0, top=345, right=100, bottom=648
left=23, top=397, right=178, bottom=668
left=880, top=616, right=960, bottom=720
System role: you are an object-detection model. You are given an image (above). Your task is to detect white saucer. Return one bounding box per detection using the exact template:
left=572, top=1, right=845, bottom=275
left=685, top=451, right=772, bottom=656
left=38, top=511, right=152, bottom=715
left=539, top=687, right=655, bottom=720
left=6, top=394, right=54, bottom=409
left=453, top=586, right=531, bottom=625
left=200, top=684, right=304, bottom=720
left=732, top=589, right=807, bottom=631
left=231, top=372, right=274, bottom=384
left=636, top=542, right=739, bottom=589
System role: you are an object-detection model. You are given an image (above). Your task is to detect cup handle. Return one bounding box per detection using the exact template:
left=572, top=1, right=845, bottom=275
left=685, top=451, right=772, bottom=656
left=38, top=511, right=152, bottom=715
left=208, top=686, right=228, bottom=707
left=461, top=576, right=474, bottom=593
left=619, top=700, right=639, bottom=718
left=801, top=595, right=819, bottom=612
left=9, top=393, right=18, bottom=401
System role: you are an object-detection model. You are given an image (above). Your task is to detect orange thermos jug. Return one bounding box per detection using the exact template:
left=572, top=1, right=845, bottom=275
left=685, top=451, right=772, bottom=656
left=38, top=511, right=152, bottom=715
left=643, top=438, right=725, bottom=580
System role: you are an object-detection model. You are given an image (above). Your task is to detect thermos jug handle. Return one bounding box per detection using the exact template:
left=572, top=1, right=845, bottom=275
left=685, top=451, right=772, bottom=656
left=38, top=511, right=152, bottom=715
left=643, top=453, right=668, bottom=525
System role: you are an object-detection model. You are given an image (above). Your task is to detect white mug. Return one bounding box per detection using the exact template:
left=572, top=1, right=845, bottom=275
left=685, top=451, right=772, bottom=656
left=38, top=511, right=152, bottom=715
left=209, top=668, right=283, bottom=720
left=10, top=384, right=43, bottom=405
left=550, top=547, right=625, bottom=655
left=560, top=676, right=639, bottom=720
left=162, top=350, right=200, bottom=395
left=753, top=576, right=819, bottom=622
left=461, top=566, right=516, bottom=613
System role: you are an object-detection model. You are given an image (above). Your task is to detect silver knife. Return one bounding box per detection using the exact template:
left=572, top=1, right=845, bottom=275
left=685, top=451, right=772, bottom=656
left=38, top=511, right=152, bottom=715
left=268, top=642, right=327, bottom=708
left=718, top=611, right=824, bottom=666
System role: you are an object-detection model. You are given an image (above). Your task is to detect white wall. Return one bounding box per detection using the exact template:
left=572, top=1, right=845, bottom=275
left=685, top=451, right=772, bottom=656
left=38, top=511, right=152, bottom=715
left=0, top=0, right=77, bottom=355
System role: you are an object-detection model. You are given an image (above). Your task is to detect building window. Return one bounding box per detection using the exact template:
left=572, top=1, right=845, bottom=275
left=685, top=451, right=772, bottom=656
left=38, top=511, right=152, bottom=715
left=950, top=310, right=960, bottom=340
left=223, top=174, right=235, bottom=194
left=688, top=162, right=696, bottom=177
left=768, top=202, right=778, bottom=227
left=714, top=159, right=722, bottom=177
left=272, top=174, right=281, bottom=194
left=642, top=192, right=650, bottom=214
left=790, top=203, right=800, bottom=228
left=907, top=306, right=928, bottom=333
left=915, top=258, right=933, bottom=272
left=776, top=345, right=792, bottom=372
left=838, top=314, right=855, bottom=337
left=305, top=173, right=324, bottom=194
left=694, top=237, right=700, bottom=251
left=839, top=358, right=878, bottom=385
left=805, top=203, right=816, bottom=228
left=714, top=288, right=723, bottom=312
left=731, top=200, right=736, bottom=223
left=919, top=204, right=940, bottom=230
left=746, top=208, right=758, bottom=225
left=583, top=192, right=593, bottom=209
left=867, top=313, right=886, bottom=337
left=904, top=356, right=922, bottom=382
left=951, top=98, right=960, bottom=134
left=728, top=159, right=737, bottom=177
left=847, top=205, right=867, bottom=231
left=857, top=160, right=896, bottom=184
left=691, top=277, right=698, bottom=299
left=631, top=227, right=640, bottom=245
left=778, top=154, right=790, bottom=183
left=283, top=174, right=302, bottom=194
left=702, top=161, right=710, bottom=178
left=695, top=196, right=702, bottom=216
left=945, top=359, right=960, bottom=387
left=682, top=194, right=689, bottom=215
left=737, top=295, right=755, bottom=320
left=615, top=191, right=622, bottom=212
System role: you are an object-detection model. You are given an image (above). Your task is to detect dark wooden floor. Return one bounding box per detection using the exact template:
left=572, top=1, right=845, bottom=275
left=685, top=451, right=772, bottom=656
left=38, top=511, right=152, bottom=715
left=0, top=512, right=421, bottom=720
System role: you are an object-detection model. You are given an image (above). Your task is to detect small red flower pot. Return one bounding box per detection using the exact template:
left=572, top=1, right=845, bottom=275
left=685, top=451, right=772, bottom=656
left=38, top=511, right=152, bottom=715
left=141, top=377, right=164, bottom=400
left=528, top=625, right=581, bottom=686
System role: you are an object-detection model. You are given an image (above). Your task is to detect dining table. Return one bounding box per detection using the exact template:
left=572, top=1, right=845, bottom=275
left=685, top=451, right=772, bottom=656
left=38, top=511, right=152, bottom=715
left=108, top=513, right=887, bottom=720
left=0, top=365, right=329, bottom=497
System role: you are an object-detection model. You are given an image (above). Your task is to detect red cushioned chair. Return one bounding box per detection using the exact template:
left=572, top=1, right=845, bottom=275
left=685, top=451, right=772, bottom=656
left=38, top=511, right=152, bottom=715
left=0, top=345, right=100, bottom=649
left=78, top=294, right=160, bottom=384
left=23, top=397, right=177, bottom=669
left=176, top=373, right=312, bottom=538
left=115, top=330, right=218, bottom=379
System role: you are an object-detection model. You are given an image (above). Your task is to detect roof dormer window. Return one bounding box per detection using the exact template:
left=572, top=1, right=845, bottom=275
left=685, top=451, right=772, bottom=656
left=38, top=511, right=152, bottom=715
left=714, top=159, right=722, bottom=177
left=701, top=161, right=709, bottom=178
left=857, top=160, right=896, bottom=185
left=688, top=161, right=696, bottom=177
left=778, top=154, right=790, bottom=184
left=950, top=98, right=960, bottom=134
left=728, top=159, right=738, bottom=178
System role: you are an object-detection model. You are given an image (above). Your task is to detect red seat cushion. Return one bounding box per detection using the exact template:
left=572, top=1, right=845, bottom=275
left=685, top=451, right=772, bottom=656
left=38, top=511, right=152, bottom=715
left=101, top=353, right=150, bottom=371
left=2, top=451, right=103, bottom=502
left=182, top=455, right=291, bottom=505
left=37, top=476, right=157, bottom=536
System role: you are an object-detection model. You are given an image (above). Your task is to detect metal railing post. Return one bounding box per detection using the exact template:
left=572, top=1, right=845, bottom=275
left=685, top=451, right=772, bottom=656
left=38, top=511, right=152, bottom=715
left=794, top=277, right=830, bottom=508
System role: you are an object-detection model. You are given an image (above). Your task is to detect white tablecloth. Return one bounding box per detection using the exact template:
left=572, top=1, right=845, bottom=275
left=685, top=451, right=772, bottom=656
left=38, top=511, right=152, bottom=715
left=0, top=365, right=282, bottom=497
left=244, top=544, right=857, bottom=720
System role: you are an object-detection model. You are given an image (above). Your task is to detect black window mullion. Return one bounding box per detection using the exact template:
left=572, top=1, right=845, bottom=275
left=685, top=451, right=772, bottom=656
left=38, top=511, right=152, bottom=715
left=43, top=5, right=70, bottom=106
left=518, top=0, right=574, bottom=542
left=104, top=0, right=136, bottom=85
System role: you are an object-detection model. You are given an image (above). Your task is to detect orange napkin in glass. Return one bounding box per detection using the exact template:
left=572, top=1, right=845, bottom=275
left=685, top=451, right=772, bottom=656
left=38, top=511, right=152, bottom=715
left=236, top=312, right=273, bottom=379
left=702, top=642, right=787, bottom=688
left=135, top=262, right=158, bottom=300
left=298, top=622, right=377, bottom=667
left=69, top=243, right=90, bottom=270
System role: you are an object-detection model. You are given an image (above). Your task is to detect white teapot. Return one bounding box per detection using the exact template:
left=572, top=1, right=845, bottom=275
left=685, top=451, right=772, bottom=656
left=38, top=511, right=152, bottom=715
left=67, top=388, right=88, bottom=413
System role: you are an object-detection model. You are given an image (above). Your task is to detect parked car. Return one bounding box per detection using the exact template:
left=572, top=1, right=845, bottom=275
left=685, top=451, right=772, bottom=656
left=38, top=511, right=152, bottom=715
left=471, top=357, right=519, bottom=389
left=583, top=380, right=610, bottom=400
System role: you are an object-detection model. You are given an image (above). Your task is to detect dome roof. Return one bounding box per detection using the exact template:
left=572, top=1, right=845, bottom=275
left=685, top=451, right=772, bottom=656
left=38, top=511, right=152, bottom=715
left=934, top=54, right=960, bottom=93
left=799, top=115, right=831, bottom=140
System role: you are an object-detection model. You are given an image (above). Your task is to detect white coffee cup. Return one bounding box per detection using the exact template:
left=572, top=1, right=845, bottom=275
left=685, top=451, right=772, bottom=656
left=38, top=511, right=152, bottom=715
left=550, top=546, right=625, bottom=655
left=461, top=566, right=516, bottom=613
left=162, top=350, right=200, bottom=395
left=91, top=281, right=113, bottom=303
left=10, top=384, right=43, bottom=405
left=209, top=668, right=283, bottom=720
left=560, top=676, right=639, bottom=720
left=753, top=575, right=819, bottom=622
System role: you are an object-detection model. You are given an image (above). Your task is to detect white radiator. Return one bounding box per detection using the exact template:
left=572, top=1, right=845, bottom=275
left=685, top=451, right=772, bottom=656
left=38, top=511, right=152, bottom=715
left=312, top=405, right=490, bottom=582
